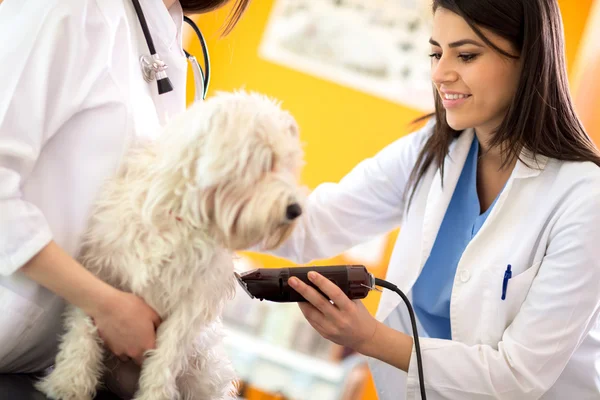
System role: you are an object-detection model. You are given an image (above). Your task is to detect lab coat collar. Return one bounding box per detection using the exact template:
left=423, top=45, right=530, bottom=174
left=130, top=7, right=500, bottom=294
left=378, top=128, right=550, bottom=322
left=513, top=149, right=549, bottom=179
left=139, top=0, right=183, bottom=53
left=418, top=128, right=549, bottom=278
left=418, top=128, right=474, bottom=275
left=448, top=129, right=549, bottom=180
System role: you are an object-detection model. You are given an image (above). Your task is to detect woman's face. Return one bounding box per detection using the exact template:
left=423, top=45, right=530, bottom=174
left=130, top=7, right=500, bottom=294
left=429, top=8, right=522, bottom=135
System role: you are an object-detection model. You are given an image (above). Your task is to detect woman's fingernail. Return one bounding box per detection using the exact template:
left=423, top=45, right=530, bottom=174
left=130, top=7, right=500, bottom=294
left=288, top=277, right=298, bottom=287
left=308, top=271, right=316, bottom=280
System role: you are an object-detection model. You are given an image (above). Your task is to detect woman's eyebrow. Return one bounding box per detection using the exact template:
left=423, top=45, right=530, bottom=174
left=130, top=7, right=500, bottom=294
left=429, top=38, right=485, bottom=48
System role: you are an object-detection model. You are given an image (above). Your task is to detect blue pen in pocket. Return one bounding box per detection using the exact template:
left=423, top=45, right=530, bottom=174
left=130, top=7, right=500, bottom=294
left=501, top=264, right=512, bottom=300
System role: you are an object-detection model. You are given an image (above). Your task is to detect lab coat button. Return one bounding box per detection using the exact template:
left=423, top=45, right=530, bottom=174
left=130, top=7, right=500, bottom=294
left=459, top=270, right=470, bottom=282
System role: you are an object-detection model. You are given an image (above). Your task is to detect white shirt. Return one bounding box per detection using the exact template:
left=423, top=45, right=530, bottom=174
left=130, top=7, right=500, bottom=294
left=270, top=120, right=600, bottom=399
left=0, top=0, right=188, bottom=372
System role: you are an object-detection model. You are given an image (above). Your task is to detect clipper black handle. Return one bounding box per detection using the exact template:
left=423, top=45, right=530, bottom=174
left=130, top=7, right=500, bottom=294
left=237, top=265, right=374, bottom=303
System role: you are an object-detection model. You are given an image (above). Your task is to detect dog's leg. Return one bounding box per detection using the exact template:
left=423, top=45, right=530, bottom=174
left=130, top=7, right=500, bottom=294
left=177, top=332, right=238, bottom=400
left=132, top=309, right=196, bottom=400
left=35, top=305, right=105, bottom=400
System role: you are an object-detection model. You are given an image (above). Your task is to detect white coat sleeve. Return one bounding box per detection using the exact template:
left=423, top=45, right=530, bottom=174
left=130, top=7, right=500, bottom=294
left=0, top=3, right=86, bottom=275
left=264, top=120, right=434, bottom=264
left=404, top=179, right=600, bottom=400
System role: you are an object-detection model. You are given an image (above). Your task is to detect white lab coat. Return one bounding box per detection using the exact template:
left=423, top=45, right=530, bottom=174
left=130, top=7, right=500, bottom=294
left=269, top=120, right=600, bottom=399
left=0, top=0, right=188, bottom=372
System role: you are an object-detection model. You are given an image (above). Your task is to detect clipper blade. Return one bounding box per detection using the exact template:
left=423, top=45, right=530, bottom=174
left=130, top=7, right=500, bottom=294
left=234, top=271, right=255, bottom=299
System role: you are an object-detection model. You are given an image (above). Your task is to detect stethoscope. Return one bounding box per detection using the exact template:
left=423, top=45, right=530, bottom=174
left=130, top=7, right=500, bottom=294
left=132, top=0, right=210, bottom=102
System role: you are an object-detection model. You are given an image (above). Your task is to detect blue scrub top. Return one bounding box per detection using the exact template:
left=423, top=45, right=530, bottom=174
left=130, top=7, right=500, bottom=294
left=411, top=135, right=501, bottom=340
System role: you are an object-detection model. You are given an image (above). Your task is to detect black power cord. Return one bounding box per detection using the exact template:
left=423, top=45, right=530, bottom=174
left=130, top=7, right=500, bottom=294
left=375, top=278, right=426, bottom=400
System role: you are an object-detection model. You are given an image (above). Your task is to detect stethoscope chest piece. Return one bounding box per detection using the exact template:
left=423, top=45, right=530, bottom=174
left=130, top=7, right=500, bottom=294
left=133, top=0, right=209, bottom=101
left=140, top=54, right=163, bottom=83
left=140, top=54, right=174, bottom=94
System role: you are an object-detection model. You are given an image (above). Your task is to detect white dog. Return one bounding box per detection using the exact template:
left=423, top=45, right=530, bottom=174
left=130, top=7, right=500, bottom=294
left=35, top=91, right=306, bottom=400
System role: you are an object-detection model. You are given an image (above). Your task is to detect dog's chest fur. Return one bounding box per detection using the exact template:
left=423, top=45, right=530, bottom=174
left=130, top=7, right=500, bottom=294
left=78, top=208, right=237, bottom=322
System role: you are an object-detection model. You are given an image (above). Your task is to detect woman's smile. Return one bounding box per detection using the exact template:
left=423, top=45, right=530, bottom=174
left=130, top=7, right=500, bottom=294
left=440, top=90, right=472, bottom=109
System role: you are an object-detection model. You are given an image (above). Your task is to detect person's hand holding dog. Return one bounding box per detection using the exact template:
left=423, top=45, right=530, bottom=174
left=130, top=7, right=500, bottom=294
left=92, top=290, right=162, bottom=366
left=20, top=241, right=162, bottom=367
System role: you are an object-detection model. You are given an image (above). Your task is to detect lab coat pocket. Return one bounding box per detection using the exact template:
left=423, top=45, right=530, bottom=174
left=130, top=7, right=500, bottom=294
left=0, top=287, right=44, bottom=363
left=486, top=261, right=541, bottom=345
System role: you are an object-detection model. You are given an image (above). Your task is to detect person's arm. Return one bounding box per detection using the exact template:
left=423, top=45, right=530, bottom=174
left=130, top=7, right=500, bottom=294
left=359, top=320, right=413, bottom=371
left=287, top=272, right=414, bottom=372
left=0, top=1, right=160, bottom=365
left=259, top=119, right=435, bottom=264
left=20, top=242, right=161, bottom=365
left=20, top=242, right=119, bottom=319
left=397, top=183, right=600, bottom=400
left=290, top=177, right=600, bottom=400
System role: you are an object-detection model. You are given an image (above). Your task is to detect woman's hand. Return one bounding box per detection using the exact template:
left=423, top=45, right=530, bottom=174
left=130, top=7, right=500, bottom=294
left=91, top=290, right=162, bottom=366
left=288, top=271, right=380, bottom=353
left=20, top=242, right=162, bottom=366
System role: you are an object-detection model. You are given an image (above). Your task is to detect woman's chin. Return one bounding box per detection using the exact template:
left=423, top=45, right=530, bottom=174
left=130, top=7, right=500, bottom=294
left=445, top=113, right=471, bottom=131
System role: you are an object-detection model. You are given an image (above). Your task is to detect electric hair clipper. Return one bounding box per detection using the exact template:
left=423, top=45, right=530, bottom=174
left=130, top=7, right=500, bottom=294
left=237, top=266, right=428, bottom=399
left=235, top=265, right=376, bottom=302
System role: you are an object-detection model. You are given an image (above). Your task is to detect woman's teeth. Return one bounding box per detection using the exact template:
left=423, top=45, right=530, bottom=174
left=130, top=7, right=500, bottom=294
left=444, top=93, right=470, bottom=100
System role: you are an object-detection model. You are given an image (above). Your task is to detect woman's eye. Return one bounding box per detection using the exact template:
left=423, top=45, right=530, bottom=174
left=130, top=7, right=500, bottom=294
left=459, top=53, right=479, bottom=62
left=428, top=52, right=441, bottom=60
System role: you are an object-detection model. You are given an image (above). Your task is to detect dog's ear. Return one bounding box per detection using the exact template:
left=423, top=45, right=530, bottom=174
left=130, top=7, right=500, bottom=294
left=135, top=102, right=213, bottom=226
left=193, top=101, right=278, bottom=191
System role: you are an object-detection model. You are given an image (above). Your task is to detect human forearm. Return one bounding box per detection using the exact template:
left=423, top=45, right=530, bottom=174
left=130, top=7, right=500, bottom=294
left=21, top=240, right=162, bottom=365
left=357, top=320, right=414, bottom=372
left=20, top=240, right=119, bottom=317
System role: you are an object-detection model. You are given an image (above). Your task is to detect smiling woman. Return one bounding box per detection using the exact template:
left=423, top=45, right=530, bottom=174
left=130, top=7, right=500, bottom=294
left=258, top=0, right=600, bottom=399
left=406, top=0, right=600, bottom=209
left=428, top=12, right=522, bottom=138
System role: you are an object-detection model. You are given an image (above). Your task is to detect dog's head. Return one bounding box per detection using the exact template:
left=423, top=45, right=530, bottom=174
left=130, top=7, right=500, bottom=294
left=146, top=90, right=306, bottom=251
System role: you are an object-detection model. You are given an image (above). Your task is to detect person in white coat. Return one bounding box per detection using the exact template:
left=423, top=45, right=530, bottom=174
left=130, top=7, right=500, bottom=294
left=264, top=0, right=600, bottom=399
left=0, top=0, right=249, bottom=389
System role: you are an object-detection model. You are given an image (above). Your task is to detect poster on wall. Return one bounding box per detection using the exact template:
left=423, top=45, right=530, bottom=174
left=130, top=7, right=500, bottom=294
left=258, top=0, right=435, bottom=111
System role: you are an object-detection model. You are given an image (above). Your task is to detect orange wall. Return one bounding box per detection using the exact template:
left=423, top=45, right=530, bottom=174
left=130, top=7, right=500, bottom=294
left=183, top=1, right=597, bottom=398
left=184, top=0, right=426, bottom=315
left=559, top=0, right=596, bottom=78
left=572, top=0, right=600, bottom=143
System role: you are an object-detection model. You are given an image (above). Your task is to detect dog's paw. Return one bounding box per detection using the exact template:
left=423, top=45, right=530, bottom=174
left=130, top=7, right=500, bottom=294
left=35, top=375, right=93, bottom=400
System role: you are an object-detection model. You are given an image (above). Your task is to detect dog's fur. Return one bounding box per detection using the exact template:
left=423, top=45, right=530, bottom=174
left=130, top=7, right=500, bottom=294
left=36, top=91, right=306, bottom=400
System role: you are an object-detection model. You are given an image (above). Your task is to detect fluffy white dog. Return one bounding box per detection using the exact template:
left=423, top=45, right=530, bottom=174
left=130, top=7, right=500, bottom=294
left=36, top=91, right=306, bottom=400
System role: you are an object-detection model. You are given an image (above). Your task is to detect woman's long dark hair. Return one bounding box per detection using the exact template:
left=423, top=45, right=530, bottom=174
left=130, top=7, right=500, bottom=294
left=180, top=0, right=251, bottom=35
left=405, top=0, right=600, bottom=208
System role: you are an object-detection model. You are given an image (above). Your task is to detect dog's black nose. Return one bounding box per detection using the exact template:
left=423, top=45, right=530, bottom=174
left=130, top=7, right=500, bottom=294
left=286, top=203, right=302, bottom=220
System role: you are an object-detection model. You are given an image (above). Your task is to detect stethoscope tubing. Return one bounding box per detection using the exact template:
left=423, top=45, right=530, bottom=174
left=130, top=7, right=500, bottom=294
left=133, top=0, right=210, bottom=102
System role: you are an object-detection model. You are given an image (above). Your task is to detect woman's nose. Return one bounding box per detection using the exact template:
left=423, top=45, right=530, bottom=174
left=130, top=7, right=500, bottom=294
left=431, top=57, right=458, bottom=86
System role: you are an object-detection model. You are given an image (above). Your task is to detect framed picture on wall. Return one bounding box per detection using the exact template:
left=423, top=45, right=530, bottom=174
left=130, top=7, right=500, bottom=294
left=258, top=0, right=435, bottom=111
